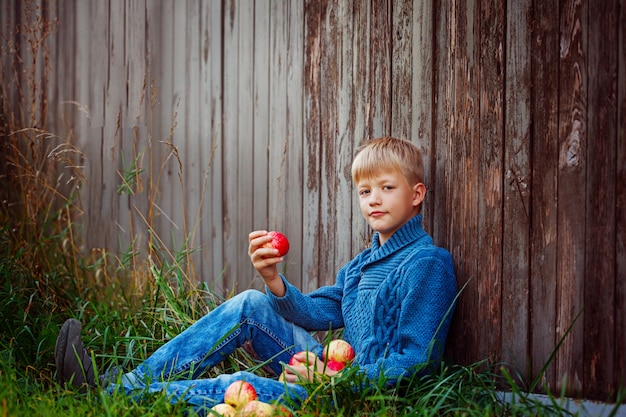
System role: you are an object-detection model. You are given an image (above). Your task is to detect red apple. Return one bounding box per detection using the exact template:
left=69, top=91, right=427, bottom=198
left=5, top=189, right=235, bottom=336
left=241, top=400, right=276, bottom=416
left=210, top=403, right=237, bottom=416
left=326, top=359, right=346, bottom=371
left=288, top=355, right=304, bottom=366
left=223, top=380, right=257, bottom=408
left=323, top=339, right=355, bottom=364
left=263, top=231, right=290, bottom=256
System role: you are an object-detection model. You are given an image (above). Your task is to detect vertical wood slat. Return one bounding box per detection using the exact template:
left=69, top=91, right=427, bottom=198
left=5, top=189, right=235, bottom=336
left=350, top=1, right=371, bottom=255
left=331, top=0, right=356, bottom=282
left=529, top=0, right=559, bottom=390
left=183, top=0, right=202, bottom=282
left=267, top=0, right=291, bottom=286
left=584, top=0, right=618, bottom=398
left=200, top=0, right=224, bottom=290
left=284, top=1, right=305, bottom=289
left=368, top=1, right=391, bottom=138
left=447, top=0, right=484, bottom=363
left=235, top=0, right=254, bottom=288
left=318, top=0, right=340, bottom=286
left=616, top=0, right=626, bottom=395
left=221, top=0, right=239, bottom=291
left=432, top=0, right=457, bottom=359
left=556, top=0, right=587, bottom=396
left=390, top=0, right=414, bottom=142
left=501, top=0, right=531, bottom=378
left=302, top=0, right=323, bottom=294
left=477, top=0, right=504, bottom=364
left=408, top=1, right=435, bottom=235
left=252, top=0, right=271, bottom=285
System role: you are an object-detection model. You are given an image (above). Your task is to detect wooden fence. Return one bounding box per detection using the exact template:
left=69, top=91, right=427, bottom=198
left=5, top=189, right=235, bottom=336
left=2, top=0, right=624, bottom=401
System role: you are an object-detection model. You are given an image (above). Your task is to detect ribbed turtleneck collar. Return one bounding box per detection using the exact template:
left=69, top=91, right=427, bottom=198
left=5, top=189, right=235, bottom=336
left=368, top=214, right=428, bottom=261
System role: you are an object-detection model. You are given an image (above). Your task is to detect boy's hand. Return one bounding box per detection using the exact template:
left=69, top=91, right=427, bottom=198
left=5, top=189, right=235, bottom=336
left=248, top=230, right=286, bottom=296
left=279, top=351, right=342, bottom=383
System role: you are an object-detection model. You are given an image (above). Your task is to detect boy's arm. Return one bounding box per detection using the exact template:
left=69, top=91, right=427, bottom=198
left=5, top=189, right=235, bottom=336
left=248, top=230, right=286, bottom=296
left=265, top=274, right=345, bottom=331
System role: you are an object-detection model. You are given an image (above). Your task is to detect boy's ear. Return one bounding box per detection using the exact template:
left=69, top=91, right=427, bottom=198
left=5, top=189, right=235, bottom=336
left=412, top=182, right=427, bottom=207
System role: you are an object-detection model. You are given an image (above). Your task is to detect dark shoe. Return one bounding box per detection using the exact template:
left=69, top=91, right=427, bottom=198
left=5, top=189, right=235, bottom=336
left=55, top=318, right=96, bottom=390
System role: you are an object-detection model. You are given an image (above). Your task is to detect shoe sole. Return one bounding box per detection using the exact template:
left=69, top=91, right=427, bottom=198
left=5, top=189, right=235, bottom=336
left=55, top=318, right=94, bottom=389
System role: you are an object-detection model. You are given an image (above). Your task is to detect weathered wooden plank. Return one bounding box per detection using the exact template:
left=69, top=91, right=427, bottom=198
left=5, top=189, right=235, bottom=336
left=183, top=0, right=203, bottom=282
left=221, top=0, right=240, bottom=292
left=330, top=0, right=356, bottom=283
left=368, top=1, right=391, bottom=137
left=616, top=0, right=626, bottom=397
left=501, top=0, right=531, bottom=381
left=151, top=0, right=173, bottom=264
left=317, top=0, right=341, bottom=287
left=349, top=1, right=372, bottom=257
left=234, top=0, right=254, bottom=289
left=390, top=0, right=414, bottom=141
left=51, top=0, right=78, bottom=136
left=168, top=2, right=188, bottom=263
left=252, top=0, right=271, bottom=284
left=583, top=0, right=618, bottom=399
left=89, top=0, right=116, bottom=251
left=409, top=1, right=435, bottom=235
left=106, top=0, right=125, bottom=248
left=556, top=0, right=587, bottom=396
left=117, top=0, right=148, bottom=261
left=477, top=0, right=504, bottom=364
left=284, top=0, right=305, bottom=288
left=265, top=0, right=303, bottom=289
left=529, top=0, right=559, bottom=391
left=198, top=0, right=224, bottom=290
left=432, top=0, right=460, bottom=360
left=445, top=0, right=484, bottom=365
left=302, top=0, right=324, bottom=294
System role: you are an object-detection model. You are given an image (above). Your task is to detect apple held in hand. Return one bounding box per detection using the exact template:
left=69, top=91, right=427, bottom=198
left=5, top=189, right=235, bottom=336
left=323, top=339, right=355, bottom=364
left=263, top=231, right=290, bottom=256
left=326, top=359, right=346, bottom=371
left=223, top=380, right=257, bottom=408
left=288, top=354, right=305, bottom=367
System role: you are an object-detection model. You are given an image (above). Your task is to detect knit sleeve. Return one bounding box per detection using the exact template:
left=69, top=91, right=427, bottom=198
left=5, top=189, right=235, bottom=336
left=264, top=264, right=349, bottom=331
left=358, top=250, right=457, bottom=382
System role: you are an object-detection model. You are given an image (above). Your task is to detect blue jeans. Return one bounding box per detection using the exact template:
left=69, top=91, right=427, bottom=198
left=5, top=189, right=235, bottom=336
left=110, top=290, right=322, bottom=412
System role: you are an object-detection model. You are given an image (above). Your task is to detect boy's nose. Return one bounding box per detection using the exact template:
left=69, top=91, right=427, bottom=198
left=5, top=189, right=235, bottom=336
left=368, top=192, right=381, bottom=205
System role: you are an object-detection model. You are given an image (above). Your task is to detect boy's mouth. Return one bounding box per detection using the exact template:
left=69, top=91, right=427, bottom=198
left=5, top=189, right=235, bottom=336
left=369, top=211, right=386, bottom=217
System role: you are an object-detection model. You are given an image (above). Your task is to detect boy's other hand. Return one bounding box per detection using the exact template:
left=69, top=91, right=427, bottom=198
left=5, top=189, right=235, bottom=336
left=279, top=351, right=342, bottom=383
left=248, top=230, right=286, bottom=296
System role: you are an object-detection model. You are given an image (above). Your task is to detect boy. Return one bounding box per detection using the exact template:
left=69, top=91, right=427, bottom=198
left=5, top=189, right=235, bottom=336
left=56, top=136, right=457, bottom=412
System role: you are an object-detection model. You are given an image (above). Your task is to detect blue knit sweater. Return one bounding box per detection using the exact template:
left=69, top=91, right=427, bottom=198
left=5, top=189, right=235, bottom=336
left=266, top=214, right=457, bottom=382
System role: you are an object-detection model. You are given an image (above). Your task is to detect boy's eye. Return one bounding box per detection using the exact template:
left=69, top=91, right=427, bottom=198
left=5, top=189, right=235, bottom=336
left=359, top=189, right=370, bottom=196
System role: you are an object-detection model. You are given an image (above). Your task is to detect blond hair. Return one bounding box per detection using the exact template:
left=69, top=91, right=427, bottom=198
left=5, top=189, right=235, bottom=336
left=351, top=137, right=425, bottom=185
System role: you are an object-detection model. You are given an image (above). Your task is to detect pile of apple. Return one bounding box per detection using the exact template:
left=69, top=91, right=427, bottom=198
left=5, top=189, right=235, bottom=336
left=211, top=380, right=291, bottom=417
left=210, top=340, right=354, bottom=416
left=211, top=380, right=287, bottom=416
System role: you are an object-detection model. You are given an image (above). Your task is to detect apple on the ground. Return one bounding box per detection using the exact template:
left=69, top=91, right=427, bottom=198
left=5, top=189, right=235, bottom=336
left=223, top=380, right=257, bottom=408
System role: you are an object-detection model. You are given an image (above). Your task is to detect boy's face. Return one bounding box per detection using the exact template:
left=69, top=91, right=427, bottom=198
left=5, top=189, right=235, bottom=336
left=356, top=170, right=426, bottom=245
